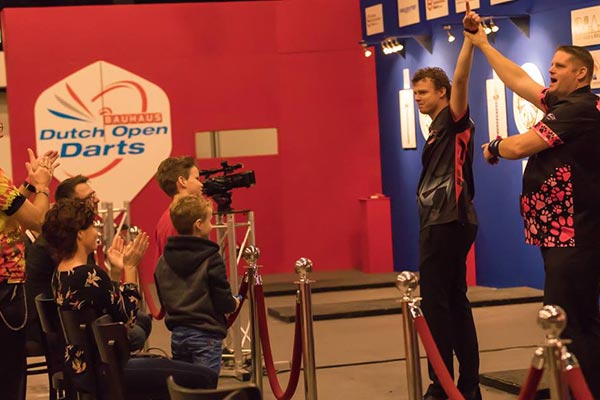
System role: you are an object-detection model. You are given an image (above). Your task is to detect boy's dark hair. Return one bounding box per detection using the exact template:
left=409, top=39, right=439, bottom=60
left=556, top=45, right=595, bottom=83
left=43, top=199, right=96, bottom=261
left=155, top=156, right=197, bottom=197
left=169, top=194, right=212, bottom=235
left=412, top=67, right=452, bottom=100
left=55, top=175, right=89, bottom=201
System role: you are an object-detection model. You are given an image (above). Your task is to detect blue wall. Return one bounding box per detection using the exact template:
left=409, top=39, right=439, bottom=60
left=360, top=0, right=600, bottom=288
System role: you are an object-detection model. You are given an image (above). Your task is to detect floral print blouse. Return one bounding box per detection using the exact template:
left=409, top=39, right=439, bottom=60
left=52, top=264, right=140, bottom=392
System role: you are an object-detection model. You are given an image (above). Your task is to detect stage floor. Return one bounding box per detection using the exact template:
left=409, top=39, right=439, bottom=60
left=26, top=271, right=546, bottom=399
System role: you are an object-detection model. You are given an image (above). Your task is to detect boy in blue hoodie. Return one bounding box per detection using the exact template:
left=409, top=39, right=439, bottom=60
left=154, top=194, right=239, bottom=374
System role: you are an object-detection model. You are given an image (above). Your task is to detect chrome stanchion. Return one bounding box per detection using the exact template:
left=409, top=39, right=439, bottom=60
left=243, top=246, right=263, bottom=392
left=396, top=271, right=423, bottom=400
left=538, top=305, right=569, bottom=400
left=295, top=258, right=318, bottom=400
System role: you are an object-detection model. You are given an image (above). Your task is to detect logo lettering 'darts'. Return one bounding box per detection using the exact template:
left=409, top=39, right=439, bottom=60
left=35, top=61, right=172, bottom=203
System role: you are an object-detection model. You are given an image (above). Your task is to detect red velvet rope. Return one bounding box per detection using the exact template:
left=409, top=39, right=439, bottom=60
left=566, top=367, right=594, bottom=400
left=413, top=316, right=465, bottom=400
left=517, top=367, right=543, bottom=400
left=227, top=272, right=250, bottom=328
left=255, top=284, right=303, bottom=400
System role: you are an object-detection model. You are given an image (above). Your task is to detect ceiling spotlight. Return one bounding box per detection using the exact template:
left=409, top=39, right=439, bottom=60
left=380, top=38, right=404, bottom=55
left=391, top=39, right=404, bottom=52
left=490, top=19, right=499, bottom=33
left=443, top=25, right=455, bottom=43
left=360, top=41, right=373, bottom=58
left=482, top=20, right=492, bottom=35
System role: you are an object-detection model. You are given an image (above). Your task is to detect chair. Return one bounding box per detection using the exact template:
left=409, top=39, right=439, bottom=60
left=58, top=307, right=104, bottom=400
left=166, top=375, right=261, bottom=400
left=92, top=319, right=219, bottom=400
left=34, top=293, right=73, bottom=400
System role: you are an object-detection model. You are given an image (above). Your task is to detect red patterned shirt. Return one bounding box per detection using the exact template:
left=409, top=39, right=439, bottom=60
left=0, top=168, right=27, bottom=283
left=521, top=86, right=600, bottom=247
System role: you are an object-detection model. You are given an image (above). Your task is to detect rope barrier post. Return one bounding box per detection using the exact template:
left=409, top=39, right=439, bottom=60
left=395, top=271, right=423, bottom=400
left=243, top=245, right=263, bottom=393
left=295, top=258, right=318, bottom=400
left=537, top=305, right=569, bottom=400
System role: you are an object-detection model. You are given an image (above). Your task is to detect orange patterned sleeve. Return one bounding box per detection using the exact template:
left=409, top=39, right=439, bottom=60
left=0, top=168, right=26, bottom=216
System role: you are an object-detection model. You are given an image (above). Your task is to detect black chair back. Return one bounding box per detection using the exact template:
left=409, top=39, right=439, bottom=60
left=166, top=375, right=261, bottom=400
left=91, top=317, right=127, bottom=400
left=34, top=293, right=73, bottom=399
left=58, top=307, right=104, bottom=399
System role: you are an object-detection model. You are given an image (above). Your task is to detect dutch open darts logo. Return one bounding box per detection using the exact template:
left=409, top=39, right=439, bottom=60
left=35, top=61, right=173, bottom=203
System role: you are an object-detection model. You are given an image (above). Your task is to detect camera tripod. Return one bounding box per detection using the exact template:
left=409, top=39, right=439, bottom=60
left=214, top=209, right=257, bottom=380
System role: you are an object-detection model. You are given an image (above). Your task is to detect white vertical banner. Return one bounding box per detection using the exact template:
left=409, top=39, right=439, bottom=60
left=399, top=90, right=417, bottom=149
left=591, top=50, right=600, bottom=89
left=571, top=6, right=600, bottom=47
left=486, top=78, right=508, bottom=141
left=398, top=0, right=420, bottom=28
left=365, top=4, right=384, bottom=36
left=425, top=0, right=449, bottom=20
left=455, top=0, right=479, bottom=13
left=490, top=0, right=515, bottom=5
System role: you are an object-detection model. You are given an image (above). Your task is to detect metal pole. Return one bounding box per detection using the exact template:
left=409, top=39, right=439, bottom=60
left=295, top=258, right=318, bottom=400
left=537, top=305, right=569, bottom=400
left=226, top=213, right=243, bottom=371
left=243, top=246, right=263, bottom=392
left=396, top=272, right=423, bottom=400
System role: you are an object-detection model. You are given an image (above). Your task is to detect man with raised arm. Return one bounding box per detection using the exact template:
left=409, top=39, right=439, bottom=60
left=412, top=3, right=481, bottom=399
left=465, top=11, right=600, bottom=398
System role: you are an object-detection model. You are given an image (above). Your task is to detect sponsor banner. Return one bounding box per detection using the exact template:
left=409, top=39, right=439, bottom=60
left=571, top=6, right=600, bottom=47
left=398, top=0, right=420, bottom=28
left=399, top=89, right=416, bottom=149
left=425, top=0, right=449, bottom=21
left=365, top=4, right=384, bottom=36
left=35, top=61, right=172, bottom=204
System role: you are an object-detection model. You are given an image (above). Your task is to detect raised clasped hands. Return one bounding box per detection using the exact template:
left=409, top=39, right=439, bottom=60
left=462, top=2, right=487, bottom=47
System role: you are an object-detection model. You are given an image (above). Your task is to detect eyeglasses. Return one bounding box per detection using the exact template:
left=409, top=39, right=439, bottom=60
left=81, top=191, right=97, bottom=203
left=0, top=122, right=4, bottom=133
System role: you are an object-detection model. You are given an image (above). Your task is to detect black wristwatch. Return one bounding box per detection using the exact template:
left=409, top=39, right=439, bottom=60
left=23, top=181, right=37, bottom=193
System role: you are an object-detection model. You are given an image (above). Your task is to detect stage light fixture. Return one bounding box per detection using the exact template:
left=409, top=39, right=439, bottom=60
left=443, top=25, right=455, bottom=43
left=359, top=41, right=373, bottom=58
left=482, top=20, right=492, bottom=35
left=380, top=38, right=404, bottom=55
left=490, top=18, right=499, bottom=33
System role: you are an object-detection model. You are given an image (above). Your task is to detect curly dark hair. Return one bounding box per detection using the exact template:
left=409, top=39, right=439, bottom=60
left=43, top=198, right=96, bottom=261
left=411, top=67, right=451, bottom=100
left=155, top=156, right=197, bottom=197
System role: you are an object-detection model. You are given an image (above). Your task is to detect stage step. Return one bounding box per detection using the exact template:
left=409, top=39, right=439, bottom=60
left=267, top=286, right=543, bottom=322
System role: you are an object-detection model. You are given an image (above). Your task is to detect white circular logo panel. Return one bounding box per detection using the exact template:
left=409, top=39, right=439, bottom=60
left=512, top=63, right=545, bottom=134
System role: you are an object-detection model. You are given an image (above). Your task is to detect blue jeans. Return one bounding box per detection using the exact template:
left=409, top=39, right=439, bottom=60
left=171, top=326, right=224, bottom=375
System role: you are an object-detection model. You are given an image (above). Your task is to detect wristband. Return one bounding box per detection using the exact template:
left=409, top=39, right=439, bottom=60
left=36, top=190, right=50, bottom=198
left=23, top=181, right=36, bottom=193
left=464, top=27, right=479, bottom=34
left=488, top=138, right=503, bottom=158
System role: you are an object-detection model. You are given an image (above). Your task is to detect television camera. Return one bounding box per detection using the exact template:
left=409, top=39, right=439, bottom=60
left=200, top=161, right=256, bottom=213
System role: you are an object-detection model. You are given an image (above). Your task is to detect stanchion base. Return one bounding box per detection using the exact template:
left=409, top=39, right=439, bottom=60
left=220, top=367, right=252, bottom=381
left=480, top=369, right=549, bottom=399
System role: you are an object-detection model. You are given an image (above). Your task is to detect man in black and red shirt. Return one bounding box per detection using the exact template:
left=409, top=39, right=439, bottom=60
left=412, top=7, right=481, bottom=400
left=466, top=13, right=600, bottom=398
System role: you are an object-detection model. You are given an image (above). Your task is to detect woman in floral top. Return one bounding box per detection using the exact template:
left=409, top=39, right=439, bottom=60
left=43, top=199, right=148, bottom=393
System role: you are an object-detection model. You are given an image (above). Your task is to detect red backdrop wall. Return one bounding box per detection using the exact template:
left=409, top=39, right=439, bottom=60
left=2, top=0, right=382, bottom=276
